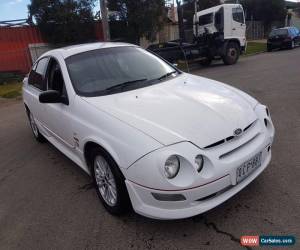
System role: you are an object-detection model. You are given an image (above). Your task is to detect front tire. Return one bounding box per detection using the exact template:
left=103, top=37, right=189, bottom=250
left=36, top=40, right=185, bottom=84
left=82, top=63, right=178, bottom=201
left=289, top=40, right=295, bottom=50
left=91, top=148, right=131, bottom=215
left=222, top=42, right=240, bottom=65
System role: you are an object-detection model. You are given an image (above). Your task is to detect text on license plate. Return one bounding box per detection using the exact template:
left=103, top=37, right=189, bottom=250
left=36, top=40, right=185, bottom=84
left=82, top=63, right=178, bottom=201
left=236, top=152, right=262, bottom=184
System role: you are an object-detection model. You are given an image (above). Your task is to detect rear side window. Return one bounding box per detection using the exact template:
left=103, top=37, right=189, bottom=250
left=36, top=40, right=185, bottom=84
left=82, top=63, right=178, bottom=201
left=28, top=57, right=49, bottom=90
left=199, top=13, right=213, bottom=26
left=232, top=7, right=244, bottom=24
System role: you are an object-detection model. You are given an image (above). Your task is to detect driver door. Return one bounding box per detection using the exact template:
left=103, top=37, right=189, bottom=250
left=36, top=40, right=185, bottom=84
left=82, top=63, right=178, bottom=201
left=231, top=6, right=246, bottom=42
left=43, top=58, right=75, bottom=149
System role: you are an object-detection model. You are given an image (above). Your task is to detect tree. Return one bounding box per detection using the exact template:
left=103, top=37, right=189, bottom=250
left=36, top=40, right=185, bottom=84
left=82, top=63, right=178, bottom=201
left=294, top=3, right=300, bottom=18
left=28, top=0, right=96, bottom=44
left=107, top=0, right=165, bottom=44
left=240, top=0, right=287, bottom=27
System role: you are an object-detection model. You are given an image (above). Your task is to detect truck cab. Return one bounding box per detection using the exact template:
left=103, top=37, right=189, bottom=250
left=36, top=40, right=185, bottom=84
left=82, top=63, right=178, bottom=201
left=148, top=4, right=246, bottom=66
left=194, top=4, right=246, bottom=50
left=194, top=4, right=246, bottom=65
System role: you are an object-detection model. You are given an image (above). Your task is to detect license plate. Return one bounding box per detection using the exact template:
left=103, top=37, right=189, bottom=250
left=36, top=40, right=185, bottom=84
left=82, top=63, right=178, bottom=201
left=236, top=152, right=262, bottom=184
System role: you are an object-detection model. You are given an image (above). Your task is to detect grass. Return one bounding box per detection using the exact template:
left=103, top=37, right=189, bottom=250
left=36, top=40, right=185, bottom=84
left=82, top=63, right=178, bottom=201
left=0, top=81, right=22, bottom=99
left=0, top=72, right=24, bottom=99
left=244, top=42, right=267, bottom=56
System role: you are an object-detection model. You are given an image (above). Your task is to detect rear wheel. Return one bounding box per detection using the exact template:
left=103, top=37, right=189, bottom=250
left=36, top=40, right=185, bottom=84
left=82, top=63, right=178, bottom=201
left=222, top=42, right=240, bottom=65
left=27, top=110, right=46, bottom=143
left=91, top=148, right=131, bottom=215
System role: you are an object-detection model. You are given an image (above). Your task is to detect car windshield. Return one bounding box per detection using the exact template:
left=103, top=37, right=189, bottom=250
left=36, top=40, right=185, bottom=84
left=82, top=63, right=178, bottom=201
left=269, top=29, right=288, bottom=37
left=66, top=46, right=179, bottom=97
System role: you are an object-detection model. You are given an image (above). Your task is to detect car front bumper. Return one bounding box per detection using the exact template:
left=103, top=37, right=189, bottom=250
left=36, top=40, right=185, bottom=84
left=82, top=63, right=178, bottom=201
left=126, top=141, right=272, bottom=220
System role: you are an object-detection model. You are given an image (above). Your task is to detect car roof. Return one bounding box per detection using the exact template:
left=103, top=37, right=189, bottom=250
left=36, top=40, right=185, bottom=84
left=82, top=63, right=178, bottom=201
left=42, top=42, right=136, bottom=59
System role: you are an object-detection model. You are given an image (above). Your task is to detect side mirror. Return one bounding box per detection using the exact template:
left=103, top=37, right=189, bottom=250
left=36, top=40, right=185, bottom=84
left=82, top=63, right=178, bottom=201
left=39, top=90, right=61, bottom=104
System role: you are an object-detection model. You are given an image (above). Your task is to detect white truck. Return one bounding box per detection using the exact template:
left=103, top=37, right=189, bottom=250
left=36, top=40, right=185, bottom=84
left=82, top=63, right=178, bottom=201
left=148, top=4, right=246, bottom=66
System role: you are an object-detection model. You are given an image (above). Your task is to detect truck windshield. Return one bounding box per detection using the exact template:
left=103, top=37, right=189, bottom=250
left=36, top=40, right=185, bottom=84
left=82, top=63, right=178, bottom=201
left=199, top=13, right=213, bottom=26
left=66, top=46, right=179, bottom=97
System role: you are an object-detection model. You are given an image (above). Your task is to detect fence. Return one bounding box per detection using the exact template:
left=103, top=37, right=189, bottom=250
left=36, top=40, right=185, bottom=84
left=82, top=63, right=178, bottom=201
left=246, top=21, right=265, bottom=40
left=0, top=22, right=104, bottom=74
left=246, top=20, right=286, bottom=40
left=0, top=26, right=44, bottom=73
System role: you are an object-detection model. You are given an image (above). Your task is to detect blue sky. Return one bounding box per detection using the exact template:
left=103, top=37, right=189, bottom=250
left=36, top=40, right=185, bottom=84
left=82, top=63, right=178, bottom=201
left=0, top=0, right=299, bottom=21
left=0, top=0, right=100, bottom=21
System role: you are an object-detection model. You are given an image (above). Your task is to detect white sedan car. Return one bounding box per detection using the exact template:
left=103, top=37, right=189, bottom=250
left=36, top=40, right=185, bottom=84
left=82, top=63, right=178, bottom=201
left=23, top=43, right=274, bottom=220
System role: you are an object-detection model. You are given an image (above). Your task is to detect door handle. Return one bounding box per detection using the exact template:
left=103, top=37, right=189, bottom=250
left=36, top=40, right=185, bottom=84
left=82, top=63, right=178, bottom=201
left=232, top=28, right=236, bottom=31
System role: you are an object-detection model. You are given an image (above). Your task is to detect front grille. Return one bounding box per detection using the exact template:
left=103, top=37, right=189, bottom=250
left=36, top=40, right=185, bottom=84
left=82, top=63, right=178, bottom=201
left=219, top=132, right=260, bottom=159
left=204, top=120, right=257, bottom=149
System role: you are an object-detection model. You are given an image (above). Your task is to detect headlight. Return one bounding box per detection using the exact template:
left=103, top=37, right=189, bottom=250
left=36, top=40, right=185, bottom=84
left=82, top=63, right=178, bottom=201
left=164, top=155, right=180, bottom=179
left=195, top=155, right=204, bottom=172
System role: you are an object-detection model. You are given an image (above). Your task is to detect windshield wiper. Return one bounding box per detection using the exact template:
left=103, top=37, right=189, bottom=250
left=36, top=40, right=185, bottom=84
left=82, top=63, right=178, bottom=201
left=157, top=71, right=178, bottom=81
left=105, top=78, right=148, bottom=92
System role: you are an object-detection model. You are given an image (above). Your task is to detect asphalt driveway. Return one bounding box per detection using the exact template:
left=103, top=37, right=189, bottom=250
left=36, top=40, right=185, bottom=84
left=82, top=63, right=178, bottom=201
left=0, top=48, right=299, bottom=250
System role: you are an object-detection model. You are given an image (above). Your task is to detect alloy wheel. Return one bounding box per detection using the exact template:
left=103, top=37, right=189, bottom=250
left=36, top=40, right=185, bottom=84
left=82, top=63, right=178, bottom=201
left=94, top=155, right=118, bottom=207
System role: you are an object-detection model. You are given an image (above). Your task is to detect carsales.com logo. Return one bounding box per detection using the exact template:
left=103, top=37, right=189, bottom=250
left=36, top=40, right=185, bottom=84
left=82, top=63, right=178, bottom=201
left=240, top=235, right=295, bottom=247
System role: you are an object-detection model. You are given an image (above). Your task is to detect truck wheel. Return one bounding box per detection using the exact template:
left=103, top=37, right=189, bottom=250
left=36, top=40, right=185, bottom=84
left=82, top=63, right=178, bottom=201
left=200, top=57, right=212, bottom=66
left=222, top=42, right=240, bottom=65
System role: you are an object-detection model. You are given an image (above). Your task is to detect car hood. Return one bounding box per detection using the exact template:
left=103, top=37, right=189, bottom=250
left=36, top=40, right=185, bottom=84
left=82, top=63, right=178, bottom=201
left=82, top=73, right=258, bottom=148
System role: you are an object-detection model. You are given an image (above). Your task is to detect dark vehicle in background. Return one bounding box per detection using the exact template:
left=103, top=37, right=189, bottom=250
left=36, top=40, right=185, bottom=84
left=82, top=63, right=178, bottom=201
left=267, top=27, right=300, bottom=51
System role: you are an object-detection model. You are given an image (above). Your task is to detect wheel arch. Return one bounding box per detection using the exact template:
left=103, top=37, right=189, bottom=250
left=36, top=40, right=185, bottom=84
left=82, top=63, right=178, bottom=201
left=222, top=39, right=241, bottom=55
left=83, top=140, right=124, bottom=177
left=24, top=103, right=30, bottom=116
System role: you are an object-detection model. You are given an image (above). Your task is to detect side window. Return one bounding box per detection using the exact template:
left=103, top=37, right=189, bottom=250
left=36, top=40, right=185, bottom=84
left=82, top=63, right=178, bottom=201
left=199, top=13, right=213, bottom=26
left=28, top=57, right=49, bottom=90
left=232, top=7, right=244, bottom=24
left=47, top=59, right=68, bottom=98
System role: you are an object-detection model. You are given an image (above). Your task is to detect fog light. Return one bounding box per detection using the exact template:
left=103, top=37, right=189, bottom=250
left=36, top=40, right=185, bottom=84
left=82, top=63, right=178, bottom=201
left=151, top=193, right=186, bottom=201
left=195, top=155, right=204, bottom=173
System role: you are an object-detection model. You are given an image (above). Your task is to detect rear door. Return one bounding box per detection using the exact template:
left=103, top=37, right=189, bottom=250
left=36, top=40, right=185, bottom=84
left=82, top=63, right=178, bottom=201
left=293, top=27, right=300, bottom=45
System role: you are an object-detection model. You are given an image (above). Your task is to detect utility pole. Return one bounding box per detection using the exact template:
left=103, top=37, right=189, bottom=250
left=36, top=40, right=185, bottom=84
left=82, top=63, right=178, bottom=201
left=176, top=0, right=185, bottom=42
left=100, top=0, right=110, bottom=41
left=194, top=0, right=198, bottom=37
